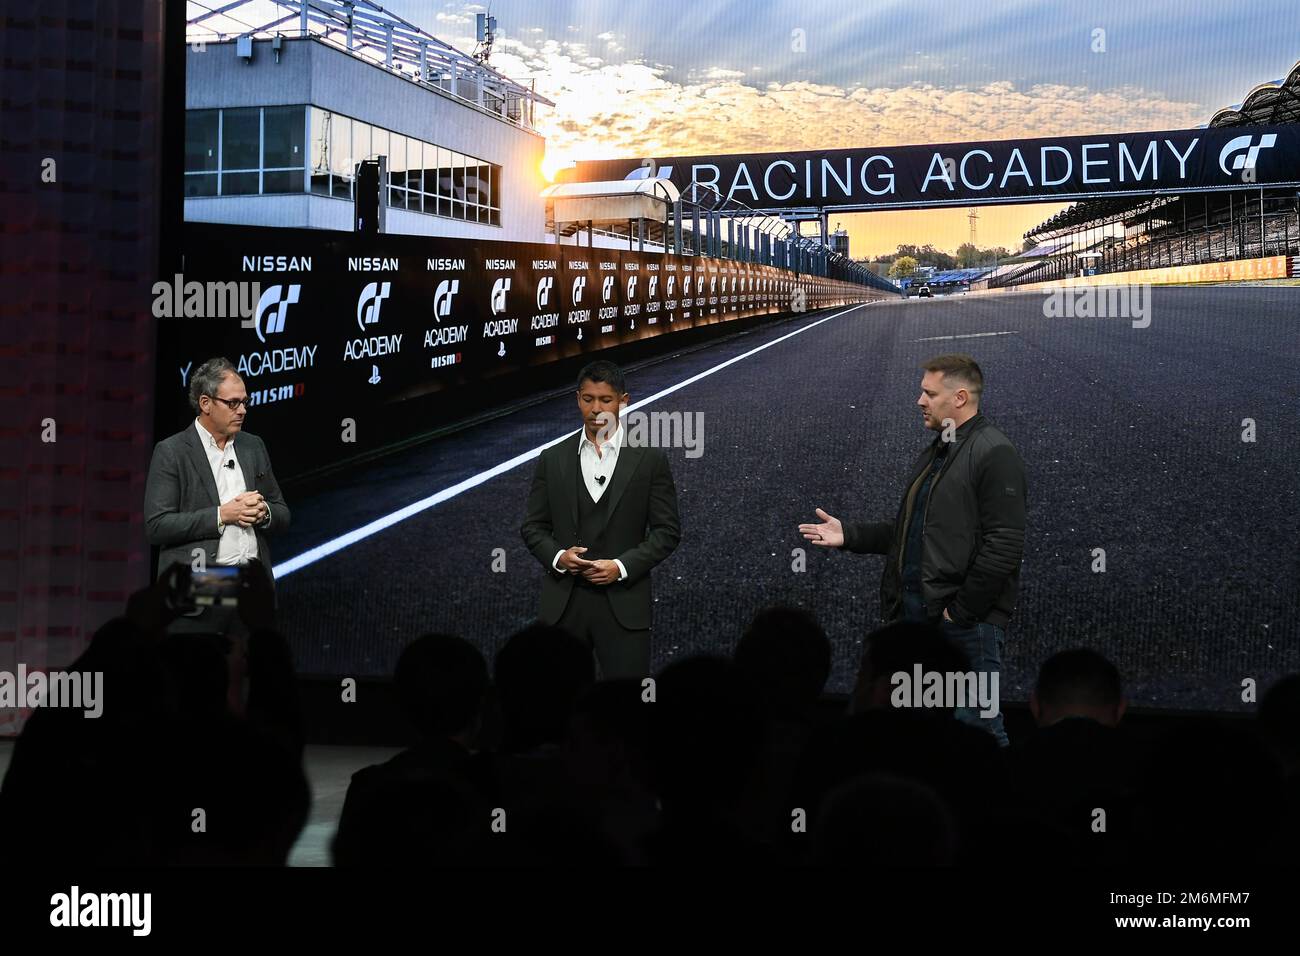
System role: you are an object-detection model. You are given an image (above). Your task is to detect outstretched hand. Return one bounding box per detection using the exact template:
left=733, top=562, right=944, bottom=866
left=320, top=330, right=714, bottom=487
left=797, top=507, right=845, bottom=548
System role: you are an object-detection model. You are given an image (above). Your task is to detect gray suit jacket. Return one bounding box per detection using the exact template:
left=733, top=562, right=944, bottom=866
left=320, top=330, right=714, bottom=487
left=143, top=424, right=290, bottom=585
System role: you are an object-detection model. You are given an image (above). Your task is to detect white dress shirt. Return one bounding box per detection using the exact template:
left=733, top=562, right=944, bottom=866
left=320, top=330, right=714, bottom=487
left=552, top=422, right=628, bottom=581
left=195, top=418, right=259, bottom=565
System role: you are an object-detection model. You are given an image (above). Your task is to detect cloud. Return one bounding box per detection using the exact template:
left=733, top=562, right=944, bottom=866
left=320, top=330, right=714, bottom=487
left=696, top=67, right=746, bottom=81
left=532, top=70, right=1206, bottom=177
left=425, top=20, right=1206, bottom=182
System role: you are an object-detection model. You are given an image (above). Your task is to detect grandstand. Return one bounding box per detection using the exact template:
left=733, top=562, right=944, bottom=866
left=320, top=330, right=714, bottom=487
left=990, top=60, right=1300, bottom=288
left=898, top=267, right=995, bottom=292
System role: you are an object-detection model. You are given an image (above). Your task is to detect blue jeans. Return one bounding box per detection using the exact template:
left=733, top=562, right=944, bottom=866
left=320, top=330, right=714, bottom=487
left=900, top=590, right=1009, bottom=748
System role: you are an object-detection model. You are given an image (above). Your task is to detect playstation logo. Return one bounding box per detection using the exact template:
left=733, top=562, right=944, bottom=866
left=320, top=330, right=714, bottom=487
left=536, top=275, right=554, bottom=309
left=577, top=326, right=584, bottom=341
left=252, top=284, right=300, bottom=343
left=368, top=364, right=381, bottom=385
left=433, top=279, right=459, bottom=320
left=497, top=340, right=506, bottom=358
left=490, top=277, right=511, bottom=315
left=357, top=281, right=391, bottom=332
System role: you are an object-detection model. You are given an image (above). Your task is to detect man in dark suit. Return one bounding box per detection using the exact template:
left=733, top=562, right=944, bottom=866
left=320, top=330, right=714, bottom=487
left=144, top=356, right=290, bottom=630
left=521, top=360, right=681, bottom=679
left=798, top=354, right=1026, bottom=747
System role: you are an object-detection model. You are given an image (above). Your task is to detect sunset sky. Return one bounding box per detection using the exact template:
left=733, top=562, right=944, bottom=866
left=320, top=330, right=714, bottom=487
left=387, top=1, right=1294, bottom=257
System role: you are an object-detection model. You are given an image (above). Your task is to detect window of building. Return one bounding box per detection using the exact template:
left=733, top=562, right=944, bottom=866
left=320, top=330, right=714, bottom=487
left=185, top=110, right=220, bottom=171
left=220, top=107, right=260, bottom=194
left=184, top=105, right=306, bottom=197
left=329, top=114, right=353, bottom=199
left=187, top=105, right=502, bottom=225
left=389, top=132, right=407, bottom=209
left=310, top=106, right=330, bottom=196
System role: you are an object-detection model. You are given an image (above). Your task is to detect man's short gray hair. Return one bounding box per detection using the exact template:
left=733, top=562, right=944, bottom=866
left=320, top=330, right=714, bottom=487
left=189, top=357, right=240, bottom=412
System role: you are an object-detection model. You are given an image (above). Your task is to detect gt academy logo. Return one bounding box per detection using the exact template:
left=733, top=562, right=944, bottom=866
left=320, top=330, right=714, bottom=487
left=536, top=275, right=554, bottom=309
left=491, top=277, right=511, bottom=315
left=666, top=275, right=675, bottom=297
left=1219, top=133, right=1277, bottom=175
left=648, top=275, right=658, bottom=298
left=433, top=279, right=459, bottom=320
left=626, top=276, right=638, bottom=298
left=252, top=284, right=300, bottom=343
left=710, top=275, right=717, bottom=294
left=683, top=275, right=692, bottom=295
left=357, top=281, right=391, bottom=331
left=572, top=275, right=587, bottom=304
left=602, top=275, right=616, bottom=302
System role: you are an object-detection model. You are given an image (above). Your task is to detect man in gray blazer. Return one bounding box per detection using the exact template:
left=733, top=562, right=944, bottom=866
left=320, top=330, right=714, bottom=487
left=521, top=360, right=681, bottom=679
left=144, top=357, right=290, bottom=625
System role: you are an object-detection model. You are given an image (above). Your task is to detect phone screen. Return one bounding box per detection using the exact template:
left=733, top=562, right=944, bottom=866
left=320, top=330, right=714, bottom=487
left=190, top=566, right=241, bottom=607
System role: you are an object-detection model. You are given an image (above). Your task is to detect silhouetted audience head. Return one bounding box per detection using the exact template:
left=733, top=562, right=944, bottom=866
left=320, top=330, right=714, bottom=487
left=1136, top=721, right=1285, bottom=864
left=565, top=678, right=653, bottom=791
left=1259, top=674, right=1300, bottom=773
left=494, top=623, right=595, bottom=753
left=649, top=656, right=767, bottom=813
left=156, top=716, right=310, bottom=865
left=810, top=772, right=958, bottom=865
left=159, top=633, right=230, bottom=722
left=851, top=620, right=971, bottom=715
left=395, top=633, right=488, bottom=745
left=1031, top=648, right=1126, bottom=727
left=735, top=605, right=831, bottom=722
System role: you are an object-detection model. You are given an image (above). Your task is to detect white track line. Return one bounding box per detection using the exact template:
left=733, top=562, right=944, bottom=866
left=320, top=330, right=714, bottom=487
left=914, top=330, right=1021, bottom=342
left=274, top=303, right=872, bottom=578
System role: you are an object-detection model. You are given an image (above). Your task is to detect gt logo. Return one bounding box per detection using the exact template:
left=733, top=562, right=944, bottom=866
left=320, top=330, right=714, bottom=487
left=433, top=279, right=459, bottom=319
left=536, top=275, right=554, bottom=309
left=1219, top=133, right=1277, bottom=175
left=490, top=277, right=511, bottom=315
left=251, top=284, right=300, bottom=343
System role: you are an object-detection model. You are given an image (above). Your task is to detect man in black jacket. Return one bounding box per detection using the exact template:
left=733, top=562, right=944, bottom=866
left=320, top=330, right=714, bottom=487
left=521, top=361, right=681, bottom=679
left=798, top=354, right=1026, bottom=746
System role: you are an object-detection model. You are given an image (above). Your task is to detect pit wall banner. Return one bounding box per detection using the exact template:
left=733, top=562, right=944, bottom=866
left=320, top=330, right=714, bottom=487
left=157, top=223, right=891, bottom=473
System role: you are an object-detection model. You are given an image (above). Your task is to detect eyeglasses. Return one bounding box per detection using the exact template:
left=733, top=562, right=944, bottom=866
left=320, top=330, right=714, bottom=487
left=206, top=395, right=250, bottom=411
